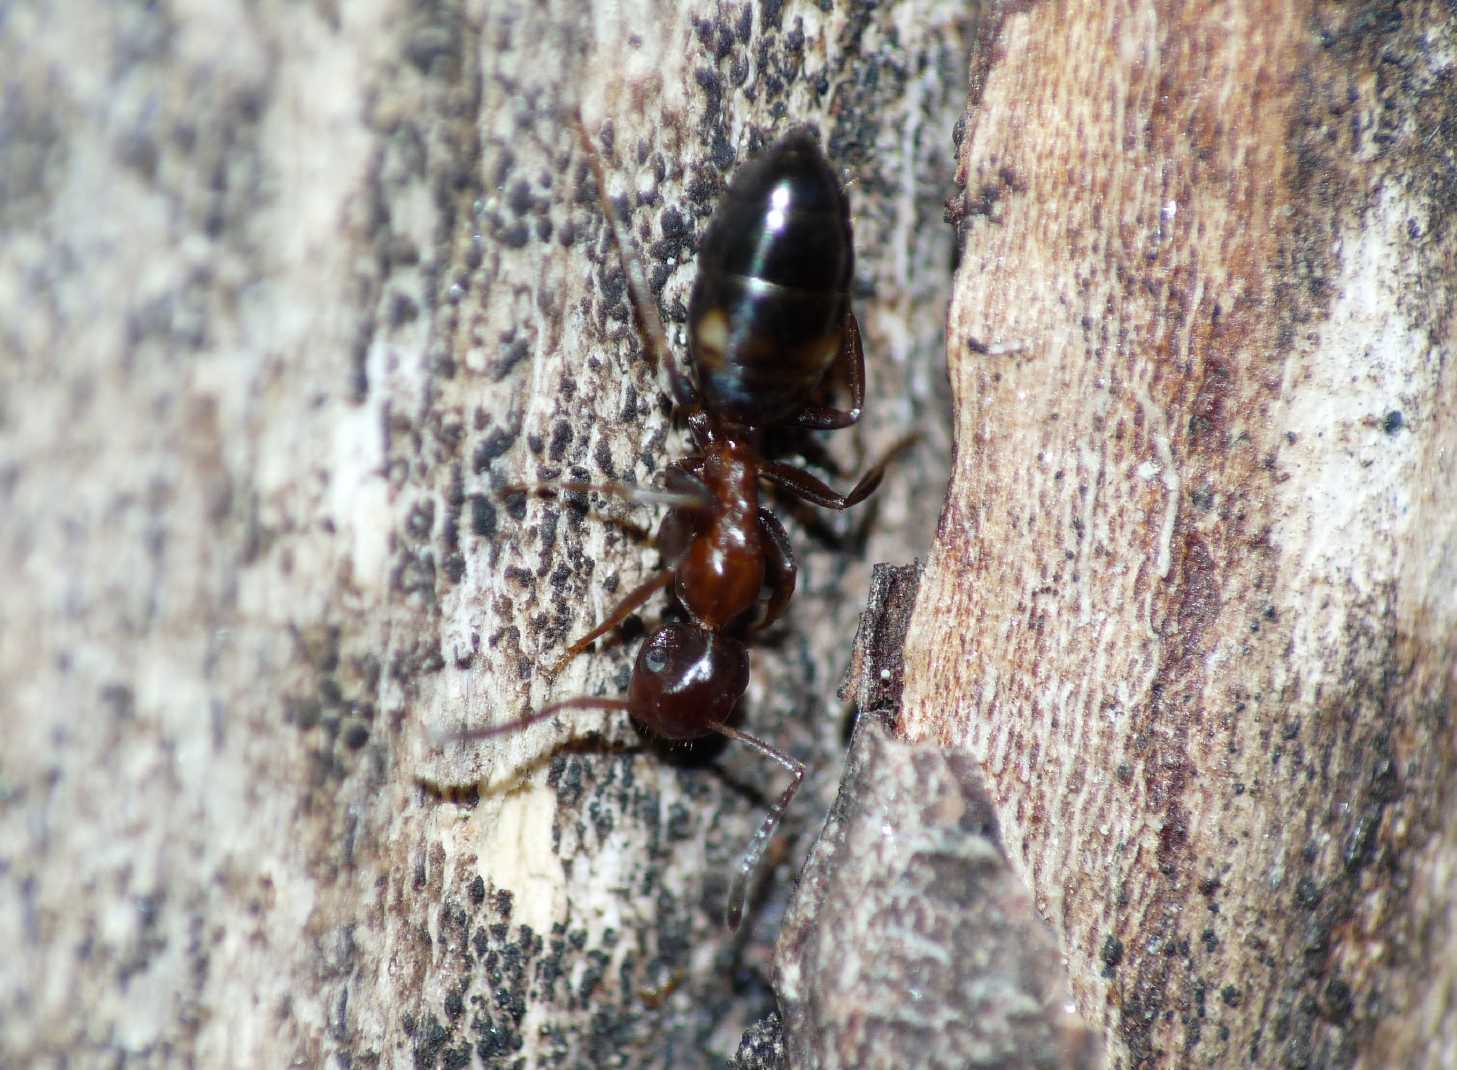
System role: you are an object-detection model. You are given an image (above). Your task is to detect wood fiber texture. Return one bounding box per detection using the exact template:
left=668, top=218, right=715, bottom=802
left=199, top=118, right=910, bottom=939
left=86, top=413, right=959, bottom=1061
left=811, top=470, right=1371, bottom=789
left=907, top=2, right=1457, bottom=1067
left=776, top=565, right=1104, bottom=1070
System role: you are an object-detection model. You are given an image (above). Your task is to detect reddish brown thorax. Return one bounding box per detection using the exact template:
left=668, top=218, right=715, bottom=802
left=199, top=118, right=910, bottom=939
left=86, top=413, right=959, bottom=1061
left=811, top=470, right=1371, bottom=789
left=675, top=437, right=763, bottom=631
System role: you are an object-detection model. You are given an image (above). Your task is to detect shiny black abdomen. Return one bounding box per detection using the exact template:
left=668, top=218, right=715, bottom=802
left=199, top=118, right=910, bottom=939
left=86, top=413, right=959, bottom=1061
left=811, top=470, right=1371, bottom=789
left=688, top=129, right=853, bottom=429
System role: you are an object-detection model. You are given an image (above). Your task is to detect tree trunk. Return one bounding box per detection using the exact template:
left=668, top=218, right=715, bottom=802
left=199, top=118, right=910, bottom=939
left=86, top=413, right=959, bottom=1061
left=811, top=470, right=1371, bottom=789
left=0, top=1, right=962, bottom=1066
left=899, top=2, right=1457, bottom=1068
left=8, top=2, right=1453, bottom=1068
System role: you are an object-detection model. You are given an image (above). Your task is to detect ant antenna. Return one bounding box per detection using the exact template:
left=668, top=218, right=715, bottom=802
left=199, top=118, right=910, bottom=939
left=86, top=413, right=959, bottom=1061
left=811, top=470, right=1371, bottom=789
left=504, top=480, right=711, bottom=513
left=713, top=722, right=807, bottom=931
left=432, top=696, right=631, bottom=748
left=571, top=113, right=698, bottom=412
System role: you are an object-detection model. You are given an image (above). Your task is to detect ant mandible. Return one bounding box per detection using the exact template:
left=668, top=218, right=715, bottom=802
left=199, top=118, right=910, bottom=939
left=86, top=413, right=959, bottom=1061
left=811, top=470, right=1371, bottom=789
left=447, top=114, right=902, bottom=930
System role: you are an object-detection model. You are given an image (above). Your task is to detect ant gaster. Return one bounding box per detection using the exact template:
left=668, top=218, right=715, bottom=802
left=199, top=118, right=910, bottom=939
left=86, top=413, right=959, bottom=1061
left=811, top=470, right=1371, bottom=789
left=447, top=116, right=902, bottom=930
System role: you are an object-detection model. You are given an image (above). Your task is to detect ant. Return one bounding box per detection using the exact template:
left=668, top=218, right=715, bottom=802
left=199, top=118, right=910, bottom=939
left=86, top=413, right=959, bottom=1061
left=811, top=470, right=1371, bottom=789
left=446, top=115, right=903, bottom=930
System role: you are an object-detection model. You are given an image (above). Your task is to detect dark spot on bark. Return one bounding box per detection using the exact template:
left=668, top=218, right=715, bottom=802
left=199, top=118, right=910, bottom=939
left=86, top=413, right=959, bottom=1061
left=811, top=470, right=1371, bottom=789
left=1102, top=934, right=1124, bottom=973
left=1342, top=806, right=1380, bottom=872
left=548, top=421, right=572, bottom=461
left=469, top=495, right=496, bottom=538
left=1295, top=877, right=1322, bottom=909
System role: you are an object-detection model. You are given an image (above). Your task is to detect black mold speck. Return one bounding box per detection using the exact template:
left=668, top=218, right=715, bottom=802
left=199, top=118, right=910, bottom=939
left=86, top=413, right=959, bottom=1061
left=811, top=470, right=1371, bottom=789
left=413, top=1015, right=447, bottom=1067
left=444, top=987, right=465, bottom=1022
left=710, top=133, right=736, bottom=172
left=1323, top=978, right=1353, bottom=1021
left=785, top=19, right=805, bottom=54
left=508, top=179, right=532, bottom=216
left=470, top=495, right=497, bottom=538
left=343, top=724, right=369, bottom=750
left=735, top=4, right=753, bottom=42
left=1221, top=984, right=1242, bottom=1007
left=548, top=421, right=572, bottom=461
left=1101, top=934, right=1124, bottom=973
left=593, top=437, right=617, bottom=478
left=600, top=266, right=627, bottom=309
left=290, top=696, right=322, bottom=730
left=666, top=801, right=693, bottom=842
left=1295, top=876, right=1321, bottom=909
left=470, top=875, right=486, bottom=904
left=712, top=20, right=734, bottom=60
left=406, top=499, right=435, bottom=538
left=500, top=221, right=530, bottom=248
left=659, top=205, right=689, bottom=240
left=695, top=67, right=723, bottom=115
left=388, top=292, right=420, bottom=327
left=686, top=166, right=720, bottom=210
left=473, top=430, right=517, bottom=472
left=1382, top=409, right=1404, bottom=434
left=492, top=338, right=530, bottom=382
left=101, top=683, right=136, bottom=719
left=552, top=756, right=585, bottom=807
left=1369, top=755, right=1399, bottom=802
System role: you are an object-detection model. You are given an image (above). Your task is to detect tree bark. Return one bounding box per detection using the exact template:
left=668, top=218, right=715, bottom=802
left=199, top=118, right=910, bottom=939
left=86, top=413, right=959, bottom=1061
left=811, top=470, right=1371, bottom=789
left=902, top=2, right=1457, bottom=1068
left=0, top=1, right=962, bottom=1066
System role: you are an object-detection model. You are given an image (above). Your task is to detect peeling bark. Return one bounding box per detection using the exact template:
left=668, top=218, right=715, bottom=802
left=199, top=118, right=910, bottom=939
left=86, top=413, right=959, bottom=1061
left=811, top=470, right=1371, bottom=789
left=907, top=2, right=1457, bottom=1068
left=776, top=565, right=1104, bottom=1069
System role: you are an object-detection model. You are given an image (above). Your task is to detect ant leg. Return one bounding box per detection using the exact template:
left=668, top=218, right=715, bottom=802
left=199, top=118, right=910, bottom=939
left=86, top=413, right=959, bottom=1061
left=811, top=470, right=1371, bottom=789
left=711, top=722, right=806, bottom=931
left=686, top=406, right=717, bottom=450
left=432, top=695, right=632, bottom=747
left=788, top=312, right=866, bottom=431
left=755, top=510, right=798, bottom=631
left=760, top=434, right=917, bottom=511
left=662, top=456, right=709, bottom=494
left=655, top=457, right=713, bottom=562
left=638, top=968, right=687, bottom=1008
left=551, top=570, right=674, bottom=677
left=572, top=115, right=698, bottom=413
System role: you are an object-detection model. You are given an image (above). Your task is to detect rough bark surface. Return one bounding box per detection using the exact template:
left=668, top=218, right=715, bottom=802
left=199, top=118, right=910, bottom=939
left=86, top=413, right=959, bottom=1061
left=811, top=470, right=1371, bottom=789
left=0, top=1, right=961, bottom=1066
left=907, top=2, right=1457, bottom=1068
left=776, top=565, right=1104, bottom=1070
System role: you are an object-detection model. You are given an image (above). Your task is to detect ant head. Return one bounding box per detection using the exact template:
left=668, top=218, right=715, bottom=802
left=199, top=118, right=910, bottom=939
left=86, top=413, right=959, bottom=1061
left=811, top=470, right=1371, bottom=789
left=628, top=623, right=749, bottom=741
